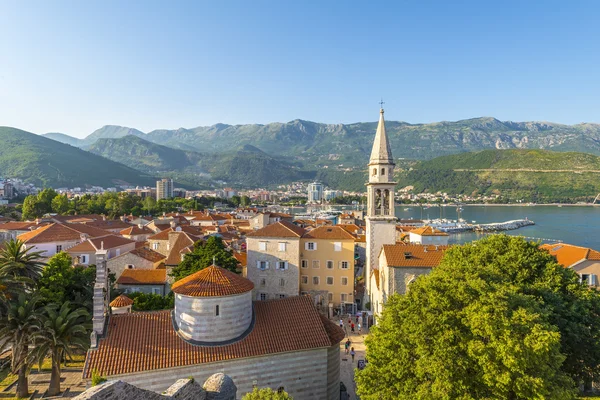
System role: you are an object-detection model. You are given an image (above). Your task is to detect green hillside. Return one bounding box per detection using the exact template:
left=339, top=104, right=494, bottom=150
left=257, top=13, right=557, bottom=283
left=0, top=127, right=155, bottom=188
left=401, top=149, right=600, bottom=202
left=88, top=136, right=312, bottom=187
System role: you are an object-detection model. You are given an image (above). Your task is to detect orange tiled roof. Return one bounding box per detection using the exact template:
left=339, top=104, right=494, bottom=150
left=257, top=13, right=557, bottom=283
left=109, top=294, right=134, bottom=308
left=84, top=220, right=132, bottom=230
left=540, top=243, right=600, bottom=267
left=17, top=223, right=83, bottom=244
left=66, top=241, right=96, bottom=253
left=246, top=221, right=305, bottom=238
left=171, top=265, right=254, bottom=297
left=0, top=222, right=44, bottom=231
left=128, top=247, right=166, bottom=263
left=83, top=296, right=343, bottom=378
left=302, top=225, right=356, bottom=240
left=117, top=269, right=167, bottom=285
left=148, top=228, right=173, bottom=241
left=382, top=244, right=449, bottom=267
left=89, top=235, right=135, bottom=250
left=409, top=226, right=449, bottom=236
left=66, top=223, right=113, bottom=238
left=233, top=251, right=247, bottom=267
left=120, top=226, right=153, bottom=236
left=164, top=232, right=196, bottom=266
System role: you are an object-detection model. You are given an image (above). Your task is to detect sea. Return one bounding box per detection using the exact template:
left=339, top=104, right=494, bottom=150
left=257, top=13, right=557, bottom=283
left=396, top=205, right=600, bottom=250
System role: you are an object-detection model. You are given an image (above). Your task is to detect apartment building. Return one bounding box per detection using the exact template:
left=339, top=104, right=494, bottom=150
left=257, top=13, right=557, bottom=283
left=156, top=178, right=174, bottom=200
left=299, top=226, right=355, bottom=311
left=245, top=221, right=305, bottom=301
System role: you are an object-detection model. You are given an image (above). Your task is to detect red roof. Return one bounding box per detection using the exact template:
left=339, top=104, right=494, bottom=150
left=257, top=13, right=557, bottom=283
left=382, top=244, right=449, bottom=267
left=83, top=296, right=343, bottom=378
left=246, top=221, right=305, bottom=238
left=171, top=265, right=254, bottom=297
left=116, top=269, right=167, bottom=285
left=109, top=294, right=134, bottom=308
left=302, top=225, right=356, bottom=240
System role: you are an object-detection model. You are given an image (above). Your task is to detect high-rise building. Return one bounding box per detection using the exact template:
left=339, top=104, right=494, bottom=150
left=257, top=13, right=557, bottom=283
left=307, top=181, right=324, bottom=203
left=156, top=178, right=173, bottom=200
left=365, top=107, right=397, bottom=314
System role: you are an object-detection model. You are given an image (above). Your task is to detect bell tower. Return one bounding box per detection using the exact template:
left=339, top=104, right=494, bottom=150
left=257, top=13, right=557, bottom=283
left=365, top=107, right=397, bottom=313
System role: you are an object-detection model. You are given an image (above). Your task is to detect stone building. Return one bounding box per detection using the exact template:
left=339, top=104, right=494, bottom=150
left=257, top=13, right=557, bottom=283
left=365, top=107, right=398, bottom=309
left=106, top=247, right=166, bottom=283
left=245, top=221, right=305, bottom=301
left=85, top=262, right=344, bottom=400
left=540, top=243, right=600, bottom=287
left=371, top=244, right=448, bottom=314
left=408, top=226, right=449, bottom=245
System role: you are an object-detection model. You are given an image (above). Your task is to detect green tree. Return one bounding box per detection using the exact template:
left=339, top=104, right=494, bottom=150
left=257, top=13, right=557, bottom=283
left=0, top=239, right=45, bottom=284
left=37, top=252, right=75, bottom=305
left=240, top=195, right=251, bottom=206
left=0, top=293, right=41, bottom=398
left=356, top=235, right=600, bottom=399
left=142, top=196, right=157, bottom=214
left=21, top=195, right=43, bottom=220
left=170, top=236, right=239, bottom=281
left=51, top=194, right=70, bottom=214
left=31, top=302, right=90, bottom=396
left=242, top=387, right=293, bottom=400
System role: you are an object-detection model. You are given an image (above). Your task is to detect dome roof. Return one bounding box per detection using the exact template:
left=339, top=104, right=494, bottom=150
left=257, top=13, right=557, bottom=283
left=109, top=294, right=133, bottom=308
left=171, top=265, right=254, bottom=297
left=203, top=373, right=237, bottom=398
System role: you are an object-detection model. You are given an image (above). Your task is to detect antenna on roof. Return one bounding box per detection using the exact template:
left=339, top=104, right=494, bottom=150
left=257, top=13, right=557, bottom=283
left=101, top=241, right=104, bottom=250
left=213, top=256, right=216, bottom=266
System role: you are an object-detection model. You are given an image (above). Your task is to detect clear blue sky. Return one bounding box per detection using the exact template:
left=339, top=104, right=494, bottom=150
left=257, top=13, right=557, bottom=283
left=0, top=0, right=598, bottom=137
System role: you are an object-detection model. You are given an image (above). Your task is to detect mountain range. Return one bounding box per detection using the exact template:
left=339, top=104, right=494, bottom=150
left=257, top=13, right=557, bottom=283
left=43, top=117, right=600, bottom=167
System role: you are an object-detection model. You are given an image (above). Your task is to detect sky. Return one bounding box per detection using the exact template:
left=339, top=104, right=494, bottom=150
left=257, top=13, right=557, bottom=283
left=0, top=0, right=599, bottom=137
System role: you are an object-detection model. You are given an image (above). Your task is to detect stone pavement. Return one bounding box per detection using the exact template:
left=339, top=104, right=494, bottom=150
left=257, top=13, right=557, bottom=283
left=0, top=368, right=86, bottom=399
left=337, top=318, right=369, bottom=400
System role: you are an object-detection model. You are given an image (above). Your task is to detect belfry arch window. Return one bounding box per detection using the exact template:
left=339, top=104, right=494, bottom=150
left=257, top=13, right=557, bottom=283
left=375, top=189, right=382, bottom=215
left=383, top=189, right=390, bottom=215
left=381, top=168, right=385, bottom=176
left=372, top=168, right=377, bottom=176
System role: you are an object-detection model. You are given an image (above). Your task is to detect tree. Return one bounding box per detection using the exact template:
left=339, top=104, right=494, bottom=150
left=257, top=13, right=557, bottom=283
left=356, top=235, right=600, bottom=399
left=0, top=293, right=41, bottom=398
left=21, top=195, right=43, bottom=220
left=242, top=387, right=293, bottom=400
left=170, top=236, right=239, bottom=281
left=0, top=239, right=45, bottom=284
left=240, top=195, right=251, bottom=207
left=51, top=194, right=70, bottom=214
left=31, top=302, right=90, bottom=396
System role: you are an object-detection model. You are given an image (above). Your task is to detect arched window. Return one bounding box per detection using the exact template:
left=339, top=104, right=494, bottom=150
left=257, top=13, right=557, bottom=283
left=372, top=168, right=377, bottom=176
left=375, top=189, right=382, bottom=215
left=383, top=189, right=390, bottom=215
left=381, top=168, right=385, bottom=176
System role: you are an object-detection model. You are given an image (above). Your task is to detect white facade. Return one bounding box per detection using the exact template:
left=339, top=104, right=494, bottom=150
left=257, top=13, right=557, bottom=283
left=156, top=178, right=174, bottom=200
left=307, top=182, right=324, bottom=203
left=409, top=232, right=449, bottom=245
left=365, top=108, right=398, bottom=310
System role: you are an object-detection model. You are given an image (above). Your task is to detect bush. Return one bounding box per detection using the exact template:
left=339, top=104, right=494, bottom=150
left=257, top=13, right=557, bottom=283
left=119, top=292, right=174, bottom=311
left=91, top=369, right=107, bottom=386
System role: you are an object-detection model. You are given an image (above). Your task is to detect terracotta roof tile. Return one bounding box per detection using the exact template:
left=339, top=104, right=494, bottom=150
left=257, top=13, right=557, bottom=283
left=246, top=221, right=305, bottom=238
left=84, top=220, right=132, bottom=230
left=233, top=251, right=247, bottom=267
left=120, top=226, right=153, bottom=236
left=117, top=269, right=167, bottom=285
left=0, top=222, right=44, bottom=231
left=318, top=314, right=345, bottom=345
left=17, top=223, right=85, bottom=244
left=164, top=233, right=196, bottom=266
left=66, top=241, right=96, bottom=253
left=540, top=243, right=600, bottom=267
left=171, top=265, right=253, bottom=297
left=148, top=228, right=172, bottom=241
left=83, top=296, right=340, bottom=378
left=302, top=225, right=356, bottom=240
left=410, top=226, right=449, bottom=236
left=66, top=223, right=113, bottom=238
left=382, top=244, right=449, bottom=267
left=109, top=294, right=134, bottom=308
left=89, top=235, right=135, bottom=250
left=128, top=247, right=166, bottom=263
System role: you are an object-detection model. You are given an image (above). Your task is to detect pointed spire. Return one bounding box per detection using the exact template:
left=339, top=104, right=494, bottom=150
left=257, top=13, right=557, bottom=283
left=369, top=108, right=394, bottom=164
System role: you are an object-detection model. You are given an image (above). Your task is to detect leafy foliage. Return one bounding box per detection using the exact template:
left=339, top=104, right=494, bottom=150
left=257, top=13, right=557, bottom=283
left=124, top=292, right=174, bottom=311
left=170, top=236, right=239, bottom=281
left=356, top=235, right=600, bottom=399
left=242, top=387, right=293, bottom=400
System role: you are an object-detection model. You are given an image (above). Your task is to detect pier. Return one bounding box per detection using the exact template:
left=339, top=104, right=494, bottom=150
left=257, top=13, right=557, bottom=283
left=473, top=219, right=535, bottom=232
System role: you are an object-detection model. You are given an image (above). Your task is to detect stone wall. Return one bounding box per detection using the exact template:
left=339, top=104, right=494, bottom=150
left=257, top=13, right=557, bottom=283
left=246, top=237, right=300, bottom=300
left=175, top=291, right=252, bottom=343
left=74, top=378, right=207, bottom=400
left=326, top=344, right=341, bottom=400
left=107, top=252, right=155, bottom=281
left=389, top=266, right=432, bottom=296
left=99, top=348, right=334, bottom=400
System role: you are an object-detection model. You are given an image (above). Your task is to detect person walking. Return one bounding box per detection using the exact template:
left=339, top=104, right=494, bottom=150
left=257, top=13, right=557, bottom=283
left=345, top=339, right=351, bottom=355
left=350, top=347, right=355, bottom=362
left=358, top=322, right=362, bottom=334
left=339, top=319, right=344, bottom=329
left=351, top=322, right=355, bottom=333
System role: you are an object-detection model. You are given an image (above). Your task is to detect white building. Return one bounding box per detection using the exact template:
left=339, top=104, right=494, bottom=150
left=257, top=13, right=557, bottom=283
left=307, top=181, right=324, bottom=203
left=408, top=226, right=450, bottom=245
left=156, top=178, right=174, bottom=200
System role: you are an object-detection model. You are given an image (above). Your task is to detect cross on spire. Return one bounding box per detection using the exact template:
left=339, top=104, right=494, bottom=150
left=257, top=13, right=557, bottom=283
left=379, top=98, right=385, bottom=109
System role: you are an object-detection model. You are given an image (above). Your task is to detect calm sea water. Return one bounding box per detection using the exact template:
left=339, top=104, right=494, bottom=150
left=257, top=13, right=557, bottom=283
left=395, top=205, right=600, bottom=249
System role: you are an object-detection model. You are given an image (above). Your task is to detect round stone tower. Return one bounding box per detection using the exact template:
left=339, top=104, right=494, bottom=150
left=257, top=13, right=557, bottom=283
left=172, top=265, right=254, bottom=343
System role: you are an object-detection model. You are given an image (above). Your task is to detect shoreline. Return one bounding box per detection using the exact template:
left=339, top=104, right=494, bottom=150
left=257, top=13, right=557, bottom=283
left=459, top=203, right=599, bottom=207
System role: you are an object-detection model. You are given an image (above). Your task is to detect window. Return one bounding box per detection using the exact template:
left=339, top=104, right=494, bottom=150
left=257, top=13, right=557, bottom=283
left=306, top=242, right=316, bottom=251
left=313, top=276, right=320, bottom=285
left=334, top=242, right=342, bottom=252
left=341, top=277, right=348, bottom=286
left=381, top=168, right=385, bottom=176
left=278, top=294, right=286, bottom=299
left=372, top=168, right=377, bottom=176
left=81, top=255, right=87, bottom=264
left=341, top=261, right=349, bottom=269
left=116, top=248, right=121, bottom=256
left=582, top=274, right=597, bottom=286
left=56, top=245, right=62, bottom=253
left=312, top=260, right=320, bottom=269
left=152, top=242, right=159, bottom=250
left=257, top=261, right=268, bottom=270
left=301, top=259, right=308, bottom=269
left=152, top=287, right=161, bottom=295
left=277, top=261, right=287, bottom=270
left=341, top=293, right=348, bottom=302
left=277, top=387, right=285, bottom=393
left=301, top=291, right=308, bottom=295
left=328, top=292, right=333, bottom=302
left=259, top=241, right=267, bottom=251
left=280, top=278, right=285, bottom=287
left=215, top=305, right=220, bottom=316
left=259, top=293, right=267, bottom=301
left=260, top=278, right=266, bottom=286
left=127, top=264, right=134, bottom=269
left=326, top=277, right=334, bottom=285
left=301, top=275, right=308, bottom=284
left=278, top=242, right=286, bottom=252
left=326, top=260, right=334, bottom=269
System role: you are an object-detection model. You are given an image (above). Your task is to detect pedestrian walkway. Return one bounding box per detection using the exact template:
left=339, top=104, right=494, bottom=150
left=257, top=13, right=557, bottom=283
left=337, top=317, right=369, bottom=400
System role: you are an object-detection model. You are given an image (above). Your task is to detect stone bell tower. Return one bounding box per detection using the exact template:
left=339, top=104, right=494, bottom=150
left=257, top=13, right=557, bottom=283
left=365, top=107, right=397, bottom=313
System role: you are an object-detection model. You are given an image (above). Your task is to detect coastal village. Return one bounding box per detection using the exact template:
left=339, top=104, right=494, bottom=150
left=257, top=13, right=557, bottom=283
left=0, top=109, right=599, bottom=399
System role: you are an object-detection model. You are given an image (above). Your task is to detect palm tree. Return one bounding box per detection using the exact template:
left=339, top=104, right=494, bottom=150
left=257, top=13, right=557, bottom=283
left=0, top=239, right=46, bottom=284
left=31, top=302, right=91, bottom=396
left=0, top=293, right=41, bottom=398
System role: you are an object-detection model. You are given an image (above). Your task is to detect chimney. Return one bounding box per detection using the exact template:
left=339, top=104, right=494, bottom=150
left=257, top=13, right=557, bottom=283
left=170, top=220, right=177, bottom=228
left=35, top=218, right=40, bottom=225
left=102, top=214, right=106, bottom=221
left=163, top=212, right=166, bottom=217
left=424, top=247, right=428, bottom=253
left=120, top=214, right=126, bottom=222
left=80, top=233, right=87, bottom=243
left=91, top=247, right=109, bottom=349
left=138, top=223, right=144, bottom=230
